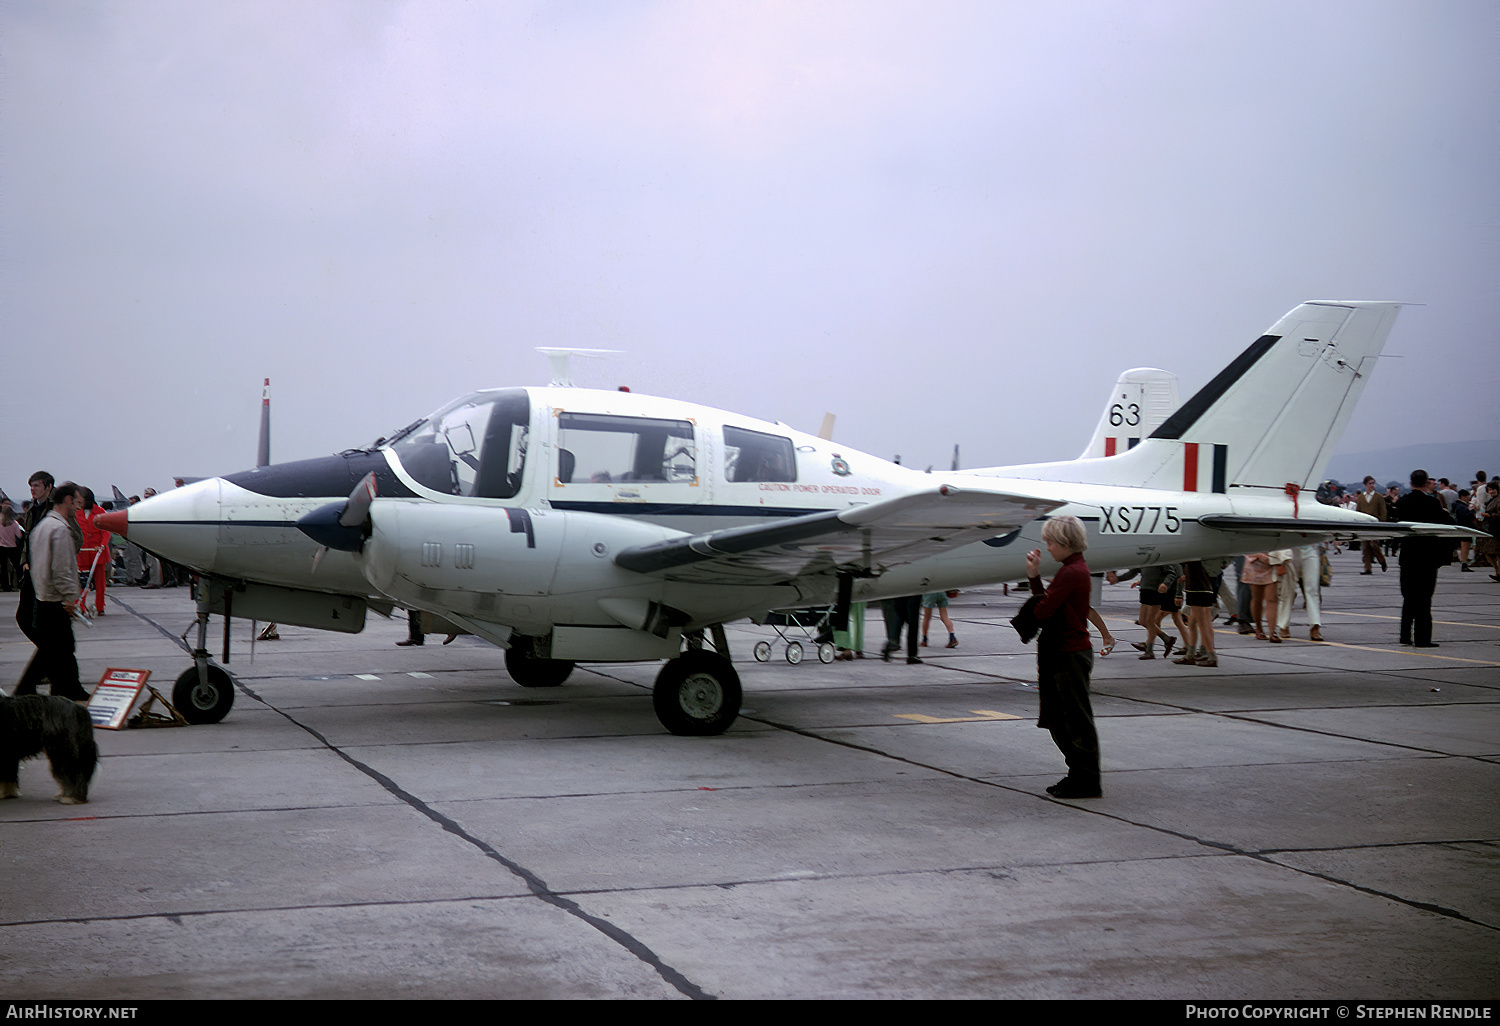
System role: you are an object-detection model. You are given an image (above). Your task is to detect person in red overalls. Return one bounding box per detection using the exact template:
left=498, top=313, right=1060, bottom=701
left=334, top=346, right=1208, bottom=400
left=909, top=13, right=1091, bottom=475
left=74, top=486, right=112, bottom=616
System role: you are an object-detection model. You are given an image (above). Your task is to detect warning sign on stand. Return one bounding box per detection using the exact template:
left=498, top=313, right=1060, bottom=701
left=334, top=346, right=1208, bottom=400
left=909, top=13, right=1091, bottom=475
left=89, top=668, right=151, bottom=730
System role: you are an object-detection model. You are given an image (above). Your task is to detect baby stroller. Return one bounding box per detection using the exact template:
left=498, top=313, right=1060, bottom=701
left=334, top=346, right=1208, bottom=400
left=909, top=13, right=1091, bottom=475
left=752, top=607, right=837, bottom=665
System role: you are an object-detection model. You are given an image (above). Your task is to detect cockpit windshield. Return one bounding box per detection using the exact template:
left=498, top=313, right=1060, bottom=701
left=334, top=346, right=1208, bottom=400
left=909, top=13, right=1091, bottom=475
left=387, top=389, right=530, bottom=499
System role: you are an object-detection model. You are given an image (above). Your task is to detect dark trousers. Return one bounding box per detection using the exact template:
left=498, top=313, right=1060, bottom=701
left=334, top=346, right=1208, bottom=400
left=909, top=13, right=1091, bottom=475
left=881, top=596, right=921, bottom=658
left=0, top=546, right=18, bottom=591
left=15, top=601, right=85, bottom=699
left=1037, top=648, right=1099, bottom=784
left=1399, top=561, right=1439, bottom=645
left=15, top=574, right=39, bottom=643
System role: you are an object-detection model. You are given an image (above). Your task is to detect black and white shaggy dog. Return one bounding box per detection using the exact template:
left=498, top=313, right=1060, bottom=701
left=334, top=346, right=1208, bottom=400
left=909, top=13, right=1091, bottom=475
left=0, top=694, right=98, bottom=805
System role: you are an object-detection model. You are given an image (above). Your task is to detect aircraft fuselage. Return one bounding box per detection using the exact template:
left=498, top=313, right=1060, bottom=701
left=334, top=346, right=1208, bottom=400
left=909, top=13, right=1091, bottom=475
left=119, top=384, right=1376, bottom=663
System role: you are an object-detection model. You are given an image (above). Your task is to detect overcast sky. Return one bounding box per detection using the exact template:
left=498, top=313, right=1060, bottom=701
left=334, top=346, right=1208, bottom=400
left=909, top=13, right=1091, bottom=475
left=2, top=0, right=1496, bottom=498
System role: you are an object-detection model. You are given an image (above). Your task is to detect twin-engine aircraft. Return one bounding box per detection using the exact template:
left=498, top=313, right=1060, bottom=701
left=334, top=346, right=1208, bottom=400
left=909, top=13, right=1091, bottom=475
left=102, top=300, right=1466, bottom=735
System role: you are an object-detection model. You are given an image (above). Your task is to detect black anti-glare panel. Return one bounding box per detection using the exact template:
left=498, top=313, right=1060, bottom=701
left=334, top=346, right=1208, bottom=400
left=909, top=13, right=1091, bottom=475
left=224, top=451, right=417, bottom=499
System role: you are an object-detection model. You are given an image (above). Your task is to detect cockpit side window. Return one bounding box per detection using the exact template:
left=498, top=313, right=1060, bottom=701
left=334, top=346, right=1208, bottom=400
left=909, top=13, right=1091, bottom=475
left=724, top=425, right=796, bottom=482
left=389, top=389, right=530, bottom=499
left=555, top=413, right=696, bottom=485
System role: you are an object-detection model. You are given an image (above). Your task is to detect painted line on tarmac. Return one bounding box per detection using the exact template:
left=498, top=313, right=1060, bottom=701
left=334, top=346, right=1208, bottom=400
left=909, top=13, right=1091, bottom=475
left=1320, top=609, right=1500, bottom=630
left=893, top=710, right=1023, bottom=724
left=1208, top=626, right=1500, bottom=666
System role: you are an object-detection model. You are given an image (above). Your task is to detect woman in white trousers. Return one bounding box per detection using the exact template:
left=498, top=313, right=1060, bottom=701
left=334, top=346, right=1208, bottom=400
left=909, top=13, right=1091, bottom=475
left=1275, top=544, right=1324, bottom=641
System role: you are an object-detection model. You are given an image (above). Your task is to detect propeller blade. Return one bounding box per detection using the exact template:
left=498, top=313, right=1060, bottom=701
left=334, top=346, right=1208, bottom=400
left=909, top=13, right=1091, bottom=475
left=340, top=472, right=377, bottom=528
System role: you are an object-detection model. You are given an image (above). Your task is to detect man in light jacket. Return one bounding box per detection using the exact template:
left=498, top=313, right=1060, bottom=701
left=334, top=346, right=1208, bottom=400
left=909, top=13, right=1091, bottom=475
left=14, top=482, right=92, bottom=702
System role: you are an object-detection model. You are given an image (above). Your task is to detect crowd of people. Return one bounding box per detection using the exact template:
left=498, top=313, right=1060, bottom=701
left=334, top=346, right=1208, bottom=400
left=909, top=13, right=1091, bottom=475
left=5, top=473, right=96, bottom=704
left=1, top=479, right=182, bottom=598
left=1097, top=467, right=1495, bottom=655
left=1323, top=469, right=1498, bottom=580
left=2, top=471, right=187, bottom=705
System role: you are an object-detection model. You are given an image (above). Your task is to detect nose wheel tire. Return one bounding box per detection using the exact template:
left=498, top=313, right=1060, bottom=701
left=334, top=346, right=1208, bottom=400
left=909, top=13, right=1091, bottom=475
left=652, top=652, right=742, bottom=736
left=172, top=665, right=236, bottom=724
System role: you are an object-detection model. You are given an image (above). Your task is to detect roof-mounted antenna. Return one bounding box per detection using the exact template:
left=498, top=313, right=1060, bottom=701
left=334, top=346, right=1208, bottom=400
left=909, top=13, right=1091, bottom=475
left=535, top=348, right=622, bottom=388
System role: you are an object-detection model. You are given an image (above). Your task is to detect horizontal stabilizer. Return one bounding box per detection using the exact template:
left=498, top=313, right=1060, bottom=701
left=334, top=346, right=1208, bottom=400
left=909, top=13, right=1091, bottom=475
left=1078, top=368, right=1179, bottom=460
left=1199, top=514, right=1483, bottom=542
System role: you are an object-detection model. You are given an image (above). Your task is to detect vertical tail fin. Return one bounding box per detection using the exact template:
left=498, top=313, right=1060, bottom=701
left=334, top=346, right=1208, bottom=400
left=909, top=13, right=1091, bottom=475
left=996, top=301, right=1402, bottom=496
left=1141, top=301, right=1400, bottom=494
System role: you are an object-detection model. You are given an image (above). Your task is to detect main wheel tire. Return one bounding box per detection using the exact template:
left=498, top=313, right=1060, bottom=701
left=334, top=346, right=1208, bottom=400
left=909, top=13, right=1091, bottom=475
left=505, top=647, right=575, bottom=688
left=652, top=651, right=742, bottom=736
left=172, top=665, right=235, bottom=724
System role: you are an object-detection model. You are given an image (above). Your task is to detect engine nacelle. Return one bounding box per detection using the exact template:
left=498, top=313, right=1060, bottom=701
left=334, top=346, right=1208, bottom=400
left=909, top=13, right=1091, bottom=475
left=360, top=501, right=682, bottom=637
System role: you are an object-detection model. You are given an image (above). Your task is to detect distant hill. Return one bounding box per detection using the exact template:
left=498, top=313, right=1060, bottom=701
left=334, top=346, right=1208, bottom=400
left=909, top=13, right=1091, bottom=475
left=1324, top=440, right=1498, bottom=489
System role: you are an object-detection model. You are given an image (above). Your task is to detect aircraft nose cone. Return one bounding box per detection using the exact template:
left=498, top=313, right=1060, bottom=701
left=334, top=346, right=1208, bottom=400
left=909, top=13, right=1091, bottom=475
left=96, top=511, right=128, bottom=537
left=123, top=478, right=224, bottom=573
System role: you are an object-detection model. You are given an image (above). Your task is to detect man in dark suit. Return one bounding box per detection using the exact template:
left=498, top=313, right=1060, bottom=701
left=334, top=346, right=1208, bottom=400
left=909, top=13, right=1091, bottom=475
left=1392, top=470, right=1452, bottom=648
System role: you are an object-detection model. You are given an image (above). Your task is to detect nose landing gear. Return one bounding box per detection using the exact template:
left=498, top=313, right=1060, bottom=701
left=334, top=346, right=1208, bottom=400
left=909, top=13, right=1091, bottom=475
left=171, top=580, right=237, bottom=724
left=173, top=663, right=236, bottom=724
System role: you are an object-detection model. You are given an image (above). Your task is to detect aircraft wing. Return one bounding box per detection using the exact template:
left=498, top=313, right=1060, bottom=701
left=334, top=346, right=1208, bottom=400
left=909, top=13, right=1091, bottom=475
left=1198, top=515, right=1484, bottom=542
left=614, top=485, right=1061, bottom=585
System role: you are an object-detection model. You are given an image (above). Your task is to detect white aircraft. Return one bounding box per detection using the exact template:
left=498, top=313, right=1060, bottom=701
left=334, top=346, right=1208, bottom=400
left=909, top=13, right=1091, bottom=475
left=101, top=300, right=1471, bottom=735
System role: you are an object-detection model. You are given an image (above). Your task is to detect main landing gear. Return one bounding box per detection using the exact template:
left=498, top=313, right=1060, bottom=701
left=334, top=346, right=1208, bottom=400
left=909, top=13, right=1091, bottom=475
left=652, top=626, right=742, bottom=736
left=504, top=641, right=576, bottom=688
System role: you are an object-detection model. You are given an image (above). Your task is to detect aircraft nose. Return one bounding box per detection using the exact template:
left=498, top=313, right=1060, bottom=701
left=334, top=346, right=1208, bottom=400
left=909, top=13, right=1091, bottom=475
left=96, top=511, right=128, bottom=536
left=123, top=478, right=225, bottom=573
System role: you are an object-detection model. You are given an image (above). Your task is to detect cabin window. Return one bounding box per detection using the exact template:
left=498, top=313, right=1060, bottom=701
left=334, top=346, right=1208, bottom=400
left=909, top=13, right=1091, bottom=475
left=723, top=426, right=796, bottom=482
left=555, top=413, right=696, bottom=485
left=389, top=390, right=530, bottom=499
